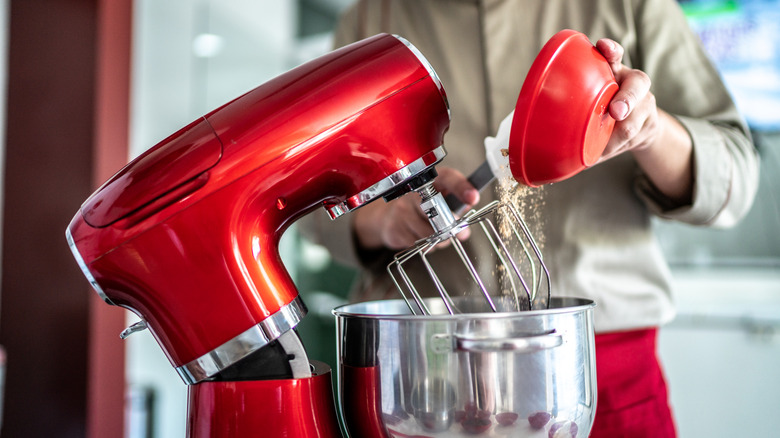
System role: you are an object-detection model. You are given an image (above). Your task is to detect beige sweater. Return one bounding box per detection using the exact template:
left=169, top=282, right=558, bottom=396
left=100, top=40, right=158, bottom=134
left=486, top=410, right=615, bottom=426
left=299, top=0, right=759, bottom=333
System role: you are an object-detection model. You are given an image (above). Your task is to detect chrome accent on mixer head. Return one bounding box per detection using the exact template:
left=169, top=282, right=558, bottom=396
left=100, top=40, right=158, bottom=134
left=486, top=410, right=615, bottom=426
left=418, top=183, right=457, bottom=234
left=176, top=296, right=307, bottom=384
left=120, top=319, right=148, bottom=339
left=66, top=228, right=114, bottom=305
left=388, top=201, right=551, bottom=316
left=325, top=146, right=446, bottom=219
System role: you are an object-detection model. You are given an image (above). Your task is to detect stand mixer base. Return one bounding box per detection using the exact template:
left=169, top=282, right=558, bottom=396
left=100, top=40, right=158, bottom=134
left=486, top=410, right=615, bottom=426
left=186, top=360, right=342, bottom=438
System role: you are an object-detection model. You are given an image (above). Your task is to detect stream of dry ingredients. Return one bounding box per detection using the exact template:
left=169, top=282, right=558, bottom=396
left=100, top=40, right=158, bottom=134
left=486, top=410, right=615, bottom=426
left=497, top=179, right=546, bottom=250
left=494, top=162, right=547, bottom=304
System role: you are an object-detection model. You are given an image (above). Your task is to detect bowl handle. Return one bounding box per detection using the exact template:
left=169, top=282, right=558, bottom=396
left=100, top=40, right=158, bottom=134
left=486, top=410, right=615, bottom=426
left=431, top=330, right=563, bottom=354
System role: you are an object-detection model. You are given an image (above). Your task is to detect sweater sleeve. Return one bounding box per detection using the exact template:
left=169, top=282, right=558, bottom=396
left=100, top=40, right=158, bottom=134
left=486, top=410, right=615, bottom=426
left=631, top=0, right=760, bottom=228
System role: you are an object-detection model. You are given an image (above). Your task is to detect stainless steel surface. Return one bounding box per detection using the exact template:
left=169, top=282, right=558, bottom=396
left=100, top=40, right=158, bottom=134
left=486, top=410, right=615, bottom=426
left=419, top=183, right=457, bottom=233
left=443, top=330, right=563, bottom=354
left=334, top=297, right=597, bottom=437
left=389, top=199, right=551, bottom=315
left=276, top=330, right=313, bottom=378
left=120, top=320, right=149, bottom=339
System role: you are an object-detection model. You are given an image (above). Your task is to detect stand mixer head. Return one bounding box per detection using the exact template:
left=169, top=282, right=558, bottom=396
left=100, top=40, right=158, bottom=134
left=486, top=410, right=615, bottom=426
left=66, top=33, right=451, bottom=384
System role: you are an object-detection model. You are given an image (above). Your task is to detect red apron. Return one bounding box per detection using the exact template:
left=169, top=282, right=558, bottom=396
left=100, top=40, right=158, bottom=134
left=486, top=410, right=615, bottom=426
left=589, top=328, right=677, bottom=438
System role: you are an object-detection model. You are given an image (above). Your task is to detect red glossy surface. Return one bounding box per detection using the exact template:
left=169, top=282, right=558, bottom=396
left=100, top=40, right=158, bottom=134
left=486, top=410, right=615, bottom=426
left=186, top=367, right=342, bottom=438
left=509, top=29, right=618, bottom=187
left=67, top=33, right=450, bottom=368
left=82, top=118, right=221, bottom=228
left=341, top=364, right=390, bottom=438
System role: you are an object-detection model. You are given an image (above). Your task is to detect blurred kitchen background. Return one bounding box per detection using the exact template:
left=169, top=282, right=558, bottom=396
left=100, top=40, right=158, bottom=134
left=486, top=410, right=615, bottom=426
left=0, top=0, right=777, bottom=437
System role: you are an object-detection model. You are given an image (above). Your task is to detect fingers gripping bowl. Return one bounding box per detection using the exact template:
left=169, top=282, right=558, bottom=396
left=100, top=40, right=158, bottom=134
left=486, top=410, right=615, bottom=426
left=509, top=29, right=619, bottom=187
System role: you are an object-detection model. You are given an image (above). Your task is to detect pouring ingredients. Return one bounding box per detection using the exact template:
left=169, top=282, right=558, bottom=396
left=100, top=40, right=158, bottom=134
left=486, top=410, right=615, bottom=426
left=301, top=1, right=760, bottom=436
left=66, top=0, right=760, bottom=435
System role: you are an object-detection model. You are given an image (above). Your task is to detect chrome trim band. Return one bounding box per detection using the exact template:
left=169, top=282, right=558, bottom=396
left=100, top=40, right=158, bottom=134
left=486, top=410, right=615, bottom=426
left=66, top=227, right=114, bottom=305
left=120, top=319, right=148, bottom=339
left=326, top=146, right=446, bottom=219
left=175, top=296, right=307, bottom=384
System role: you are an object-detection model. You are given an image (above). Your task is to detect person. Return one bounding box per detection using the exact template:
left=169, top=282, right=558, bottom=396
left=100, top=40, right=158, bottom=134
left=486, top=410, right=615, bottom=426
left=299, top=0, right=760, bottom=436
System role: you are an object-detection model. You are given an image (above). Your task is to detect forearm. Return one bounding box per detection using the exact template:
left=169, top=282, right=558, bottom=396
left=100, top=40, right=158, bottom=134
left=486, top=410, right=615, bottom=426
left=652, top=115, right=759, bottom=228
left=631, top=110, right=694, bottom=206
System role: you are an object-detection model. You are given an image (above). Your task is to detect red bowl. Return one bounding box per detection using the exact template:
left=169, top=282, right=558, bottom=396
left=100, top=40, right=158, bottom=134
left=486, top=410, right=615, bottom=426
left=509, top=29, right=619, bottom=187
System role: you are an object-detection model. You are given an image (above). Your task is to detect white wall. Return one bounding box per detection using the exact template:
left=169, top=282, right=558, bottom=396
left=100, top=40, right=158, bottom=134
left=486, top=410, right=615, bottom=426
left=130, top=0, right=299, bottom=159
left=659, top=267, right=780, bottom=438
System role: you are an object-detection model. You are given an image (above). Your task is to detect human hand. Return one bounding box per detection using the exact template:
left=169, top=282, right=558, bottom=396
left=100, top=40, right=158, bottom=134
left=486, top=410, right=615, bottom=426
left=595, top=38, right=660, bottom=160
left=352, top=166, right=479, bottom=251
left=595, top=38, right=694, bottom=203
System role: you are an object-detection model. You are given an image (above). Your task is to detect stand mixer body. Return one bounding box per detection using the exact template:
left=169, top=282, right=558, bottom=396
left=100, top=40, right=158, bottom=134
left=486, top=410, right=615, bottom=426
left=67, top=33, right=450, bottom=437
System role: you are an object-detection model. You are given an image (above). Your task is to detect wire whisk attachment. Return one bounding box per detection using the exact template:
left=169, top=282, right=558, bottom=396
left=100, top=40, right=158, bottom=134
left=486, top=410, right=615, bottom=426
left=388, top=196, right=550, bottom=316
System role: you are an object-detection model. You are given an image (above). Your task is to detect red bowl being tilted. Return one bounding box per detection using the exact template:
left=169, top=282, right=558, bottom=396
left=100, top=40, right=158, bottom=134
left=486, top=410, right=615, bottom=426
left=509, top=29, right=619, bottom=187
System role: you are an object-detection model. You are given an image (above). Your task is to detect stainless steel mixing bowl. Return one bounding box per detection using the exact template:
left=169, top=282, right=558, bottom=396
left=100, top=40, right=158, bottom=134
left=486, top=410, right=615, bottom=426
left=333, top=296, right=596, bottom=437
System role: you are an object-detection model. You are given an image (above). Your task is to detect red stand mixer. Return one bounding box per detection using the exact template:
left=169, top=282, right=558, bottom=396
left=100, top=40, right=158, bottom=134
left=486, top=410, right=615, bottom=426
left=67, top=30, right=617, bottom=437
left=67, top=33, right=450, bottom=437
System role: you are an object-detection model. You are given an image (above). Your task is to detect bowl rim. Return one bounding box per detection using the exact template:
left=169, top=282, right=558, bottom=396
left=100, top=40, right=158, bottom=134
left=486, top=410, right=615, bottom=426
left=332, top=296, right=596, bottom=320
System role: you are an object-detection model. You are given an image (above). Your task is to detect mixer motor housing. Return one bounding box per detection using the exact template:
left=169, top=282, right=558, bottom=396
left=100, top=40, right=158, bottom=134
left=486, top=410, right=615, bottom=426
left=67, top=33, right=451, bottom=437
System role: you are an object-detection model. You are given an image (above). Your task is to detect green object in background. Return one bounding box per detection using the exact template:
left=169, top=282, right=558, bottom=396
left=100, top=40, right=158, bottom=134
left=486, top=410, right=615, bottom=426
left=679, top=0, right=740, bottom=19
left=295, top=258, right=357, bottom=377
